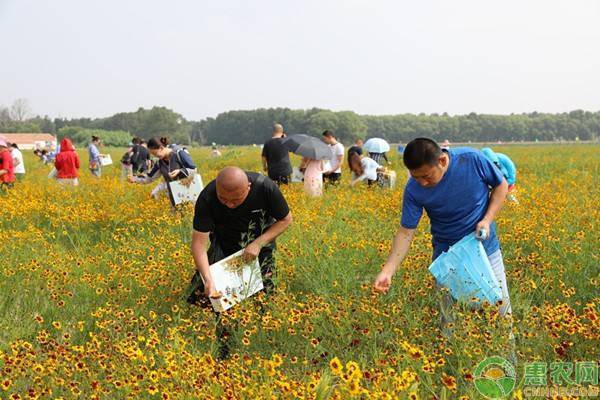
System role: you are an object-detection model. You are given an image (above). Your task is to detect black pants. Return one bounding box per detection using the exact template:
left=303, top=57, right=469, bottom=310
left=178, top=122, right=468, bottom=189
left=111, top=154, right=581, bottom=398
left=323, top=172, right=341, bottom=184
left=269, top=175, right=290, bottom=186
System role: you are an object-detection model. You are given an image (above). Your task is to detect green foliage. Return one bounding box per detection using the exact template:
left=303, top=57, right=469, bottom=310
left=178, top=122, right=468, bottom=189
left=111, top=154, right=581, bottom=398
left=54, top=106, right=190, bottom=144
left=5, top=101, right=600, bottom=146
left=57, top=127, right=132, bottom=147
left=201, top=109, right=600, bottom=145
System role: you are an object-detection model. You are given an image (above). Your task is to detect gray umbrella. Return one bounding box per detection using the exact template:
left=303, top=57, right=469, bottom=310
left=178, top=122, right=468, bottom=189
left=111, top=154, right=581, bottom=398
left=281, top=134, right=333, bottom=160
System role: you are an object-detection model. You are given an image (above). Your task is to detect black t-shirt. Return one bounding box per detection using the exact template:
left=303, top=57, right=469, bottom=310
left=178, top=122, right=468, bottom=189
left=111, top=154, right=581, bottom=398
left=262, top=137, right=292, bottom=179
left=348, top=145, right=363, bottom=157
left=193, top=172, right=290, bottom=253
left=132, top=145, right=150, bottom=172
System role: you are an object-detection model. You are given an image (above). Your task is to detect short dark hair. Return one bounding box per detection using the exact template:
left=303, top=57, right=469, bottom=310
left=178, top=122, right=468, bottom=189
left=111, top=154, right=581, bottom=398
left=322, top=130, right=334, bottom=138
left=91, top=135, right=100, bottom=142
left=147, top=137, right=163, bottom=150
left=403, top=138, right=443, bottom=170
left=10, top=143, right=18, bottom=149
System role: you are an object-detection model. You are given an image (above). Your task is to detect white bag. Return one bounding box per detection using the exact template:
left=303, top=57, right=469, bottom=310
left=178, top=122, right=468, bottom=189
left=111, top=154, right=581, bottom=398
left=291, top=167, right=304, bottom=183
left=380, top=170, right=397, bottom=189
left=100, top=155, right=113, bottom=166
left=205, top=250, right=264, bottom=312
left=167, top=174, right=204, bottom=205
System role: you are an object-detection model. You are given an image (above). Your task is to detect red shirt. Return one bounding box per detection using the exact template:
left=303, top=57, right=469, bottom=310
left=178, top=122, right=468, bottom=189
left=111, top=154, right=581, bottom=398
left=54, top=138, right=80, bottom=179
left=0, top=150, right=15, bottom=183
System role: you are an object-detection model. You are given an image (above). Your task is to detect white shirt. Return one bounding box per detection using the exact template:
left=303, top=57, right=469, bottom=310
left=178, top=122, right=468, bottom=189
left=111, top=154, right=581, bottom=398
left=356, top=157, right=380, bottom=181
left=12, top=148, right=25, bottom=174
left=329, top=142, right=344, bottom=173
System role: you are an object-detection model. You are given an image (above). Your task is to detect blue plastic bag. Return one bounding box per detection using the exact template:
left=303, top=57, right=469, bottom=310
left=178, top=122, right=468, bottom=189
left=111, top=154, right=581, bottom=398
left=428, top=233, right=502, bottom=306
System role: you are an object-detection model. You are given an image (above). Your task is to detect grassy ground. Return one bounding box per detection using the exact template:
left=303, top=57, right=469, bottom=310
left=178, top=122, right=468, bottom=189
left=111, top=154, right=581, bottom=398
left=0, top=144, right=598, bottom=399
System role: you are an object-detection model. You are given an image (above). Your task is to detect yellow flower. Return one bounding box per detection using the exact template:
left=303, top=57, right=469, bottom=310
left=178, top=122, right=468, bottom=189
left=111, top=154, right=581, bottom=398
left=329, top=357, right=343, bottom=375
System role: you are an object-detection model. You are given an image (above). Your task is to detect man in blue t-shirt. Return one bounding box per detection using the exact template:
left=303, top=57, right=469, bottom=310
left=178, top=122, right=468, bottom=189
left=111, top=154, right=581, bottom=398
left=373, top=138, right=512, bottom=319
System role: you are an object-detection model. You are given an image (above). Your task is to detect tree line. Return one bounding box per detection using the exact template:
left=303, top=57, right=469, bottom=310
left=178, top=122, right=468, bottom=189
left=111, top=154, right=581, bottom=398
left=2, top=99, right=599, bottom=146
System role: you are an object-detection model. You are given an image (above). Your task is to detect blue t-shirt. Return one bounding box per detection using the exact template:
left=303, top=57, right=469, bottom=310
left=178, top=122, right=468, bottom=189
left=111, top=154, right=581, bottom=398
left=401, top=147, right=504, bottom=260
left=88, top=143, right=100, bottom=164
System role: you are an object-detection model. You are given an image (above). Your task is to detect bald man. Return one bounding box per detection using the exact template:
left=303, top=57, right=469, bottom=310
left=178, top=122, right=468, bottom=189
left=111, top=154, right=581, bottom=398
left=188, top=166, right=293, bottom=304
left=261, top=123, right=292, bottom=185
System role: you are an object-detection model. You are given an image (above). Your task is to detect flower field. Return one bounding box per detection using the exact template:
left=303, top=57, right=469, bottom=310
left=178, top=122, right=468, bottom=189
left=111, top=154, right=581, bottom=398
left=0, top=144, right=598, bottom=399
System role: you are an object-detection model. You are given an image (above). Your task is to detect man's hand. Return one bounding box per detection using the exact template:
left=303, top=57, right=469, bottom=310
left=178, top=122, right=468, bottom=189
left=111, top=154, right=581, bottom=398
left=475, top=218, right=491, bottom=240
left=203, top=278, right=221, bottom=298
left=373, top=266, right=394, bottom=293
left=127, top=175, right=136, bottom=183
left=168, top=169, right=181, bottom=179
left=243, top=241, right=262, bottom=262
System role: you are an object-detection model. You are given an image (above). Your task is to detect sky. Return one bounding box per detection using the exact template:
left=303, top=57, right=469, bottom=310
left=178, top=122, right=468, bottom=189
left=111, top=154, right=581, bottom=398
left=1, top=0, right=599, bottom=120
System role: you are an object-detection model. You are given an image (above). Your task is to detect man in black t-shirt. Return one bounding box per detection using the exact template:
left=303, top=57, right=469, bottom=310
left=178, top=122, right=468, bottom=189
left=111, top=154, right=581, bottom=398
left=131, top=141, right=150, bottom=174
left=261, top=124, right=292, bottom=185
left=189, top=166, right=293, bottom=303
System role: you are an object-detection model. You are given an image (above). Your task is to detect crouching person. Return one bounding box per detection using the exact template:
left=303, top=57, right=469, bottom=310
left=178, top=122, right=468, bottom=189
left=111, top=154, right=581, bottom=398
left=188, top=167, right=293, bottom=357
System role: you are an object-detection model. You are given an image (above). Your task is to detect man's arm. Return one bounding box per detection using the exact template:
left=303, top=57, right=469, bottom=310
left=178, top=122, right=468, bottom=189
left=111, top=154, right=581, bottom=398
left=243, top=212, right=293, bottom=260
left=476, top=179, right=508, bottom=236
left=373, top=226, right=416, bottom=292
left=190, top=230, right=219, bottom=297
left=262, top=156, right=268, bottom=172
left=330, top=153, right=343, bottom=172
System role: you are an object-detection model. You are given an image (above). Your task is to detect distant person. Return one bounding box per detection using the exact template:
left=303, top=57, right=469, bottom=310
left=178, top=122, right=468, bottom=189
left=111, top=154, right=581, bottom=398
left=120, top=144, right=134, bottom=181
left=368, top=150, right=390, bottom=165
left=347, top=138, right=364, bottom=158
left=262, top=123, right=293, bottom=185
left=131, top=138, right=151, bottom=174
left=88, top=136, right=106, bottom=177
left=299, top=157, right=324, bottom=196
left=321, top=130, right=344, bottom=184
left=210, top=144, right=222, bottom=158
left=0, top=138, right=15, bottom=191
left=54, top=137, right=80, bottom=186
left=348, top=153, right=384, bottom=187
left=10, top=143, right=25, bottom=181
left=41, top=150, right=50, bottom=164
left=373, top=138, right=512, bottom=330
left=441, top=139, right=451, bottom=150
left=47, top=144, right=58, bottom=163
left=33, top=149, right=46, bottom=163
left=128, top=137, right=197, bottom=204
left=481, top=148, right=517, bottom=189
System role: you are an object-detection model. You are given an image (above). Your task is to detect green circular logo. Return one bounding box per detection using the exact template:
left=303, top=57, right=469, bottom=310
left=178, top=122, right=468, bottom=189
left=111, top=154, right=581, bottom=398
left=474, top=356, right=516, bottom=399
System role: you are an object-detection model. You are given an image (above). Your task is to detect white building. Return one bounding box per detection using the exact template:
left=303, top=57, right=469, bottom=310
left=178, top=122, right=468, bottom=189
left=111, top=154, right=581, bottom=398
left=0, top=133, right=57, bottom=150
